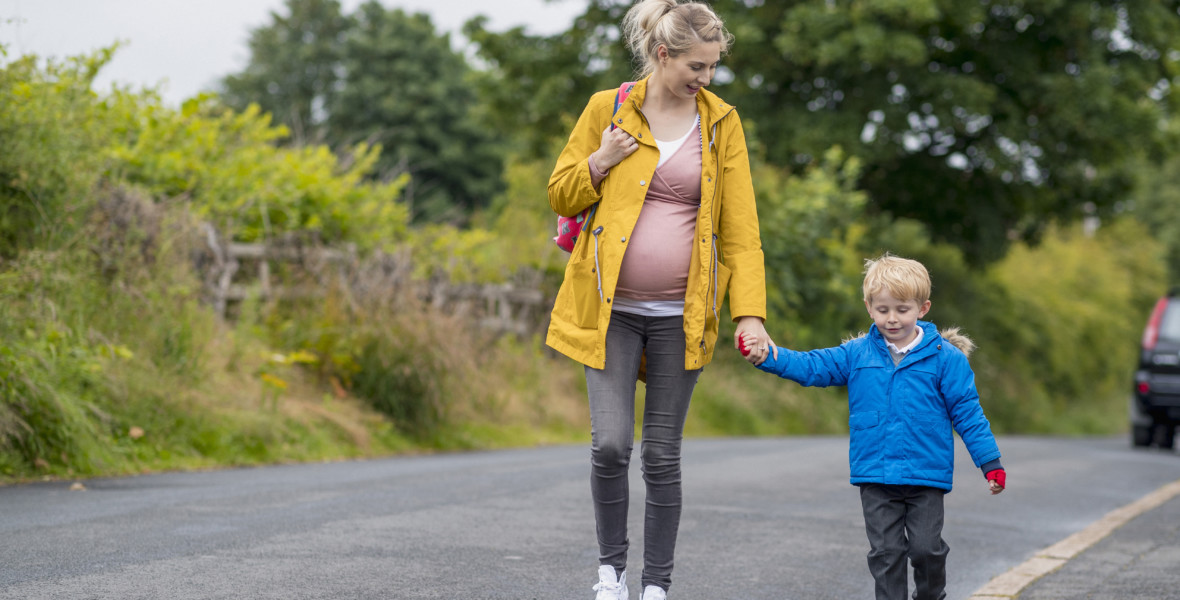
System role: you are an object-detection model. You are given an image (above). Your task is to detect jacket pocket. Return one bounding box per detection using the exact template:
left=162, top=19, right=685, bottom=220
left=848, top=411, right=883, bottom=478
left=567, top=255, right=601, bottom=329
left=906, top=412, right=954, bottom=480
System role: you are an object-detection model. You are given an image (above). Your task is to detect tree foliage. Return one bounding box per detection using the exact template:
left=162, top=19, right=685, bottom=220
left=462, top=4, right=636, bottom=158
left=753, top=148, right=872, bottom=347
left=0, top=48, right=117, bottom=256
left=1128, top=152, right=1180, bottom=285
left=219, top=0, right=348, bottom=146
left=220, top=0, right=503, bottom=224
left=467, top=0, right=1180, bottom=263
left=110, top=95, right=408, bottom=251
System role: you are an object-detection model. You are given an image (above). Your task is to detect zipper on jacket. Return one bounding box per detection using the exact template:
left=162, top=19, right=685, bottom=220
left=592, top=225, right=605, bottom=303
left=711, top=234, right=720, bottom=321
left=700, top=130, right=721, bottom=353
left=697, top=108, right=734, bottom=355
left=700, top=232, right=720, bottom=354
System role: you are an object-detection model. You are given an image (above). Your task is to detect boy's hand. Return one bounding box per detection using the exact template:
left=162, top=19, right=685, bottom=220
left=738, top=331, right=776, bottom=365
left=735, top=320, right=776, bottom=366
left=986, top=469, right=1006, bottom=495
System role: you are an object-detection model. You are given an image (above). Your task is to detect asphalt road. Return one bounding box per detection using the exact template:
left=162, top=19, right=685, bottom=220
left=0, top=436, right=1176, bottom=599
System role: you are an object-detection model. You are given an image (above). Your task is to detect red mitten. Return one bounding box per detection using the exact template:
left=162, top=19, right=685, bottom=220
left=739, top=333, right=751, bottom=356
left=986, top=469, right=1006, bottom=490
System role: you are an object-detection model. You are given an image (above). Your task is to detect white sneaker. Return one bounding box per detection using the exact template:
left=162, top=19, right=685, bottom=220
left=641, top=585, right=666, bottom=600
left=592, top=565, right=628, bottom=600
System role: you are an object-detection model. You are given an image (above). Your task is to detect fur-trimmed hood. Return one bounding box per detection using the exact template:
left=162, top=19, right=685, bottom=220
left=938, top=327, right=975, bottom=357
left=845, top=324, right=975, bottom=358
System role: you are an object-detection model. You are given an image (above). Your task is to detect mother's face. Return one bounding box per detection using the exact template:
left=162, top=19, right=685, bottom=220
left=656, top=41, right=722, bottom=99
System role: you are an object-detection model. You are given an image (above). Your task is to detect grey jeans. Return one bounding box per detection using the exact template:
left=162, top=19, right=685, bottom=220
left=585, top=311, right=701, bottom=592
left=859, top=484, right=949, bottom=600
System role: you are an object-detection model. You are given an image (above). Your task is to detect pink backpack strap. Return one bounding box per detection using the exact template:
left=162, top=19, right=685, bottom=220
left=554, top=81, right=638, bottom=253
left=610, top=82, right=636, bottom=131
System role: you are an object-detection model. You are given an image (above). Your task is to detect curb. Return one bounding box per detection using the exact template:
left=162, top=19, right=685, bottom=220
left=967, top=477, right=1180, bottom=599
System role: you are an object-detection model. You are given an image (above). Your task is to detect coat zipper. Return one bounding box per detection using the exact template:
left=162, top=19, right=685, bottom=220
left=701, top=120, right=721, bottom=353
left=592, top=225, right=605, bottom=303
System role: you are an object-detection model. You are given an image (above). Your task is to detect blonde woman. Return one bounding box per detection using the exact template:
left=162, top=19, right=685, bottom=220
left=546, top=1, right=772, bottom=598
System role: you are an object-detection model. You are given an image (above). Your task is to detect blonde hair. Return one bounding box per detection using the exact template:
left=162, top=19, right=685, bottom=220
left=622, top=0, right=733, bottom=78
left=862, top=253, right=932, bottom=304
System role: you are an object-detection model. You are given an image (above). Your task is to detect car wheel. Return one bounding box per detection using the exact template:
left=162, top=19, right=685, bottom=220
left=1155, top=423, right=1176, bottom=450
left=1132, top=424, right=1153, bottom=447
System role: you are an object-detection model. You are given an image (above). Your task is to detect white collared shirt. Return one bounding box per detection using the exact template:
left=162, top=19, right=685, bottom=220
left=886, top=326, right=924, bottom=355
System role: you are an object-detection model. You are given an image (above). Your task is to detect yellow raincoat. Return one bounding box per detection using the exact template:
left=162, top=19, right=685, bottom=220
left=546, top=77, right=766, bottom=370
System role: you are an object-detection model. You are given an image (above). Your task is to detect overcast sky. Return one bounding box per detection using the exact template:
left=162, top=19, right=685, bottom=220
left=0, top=0, right=587, bottom=106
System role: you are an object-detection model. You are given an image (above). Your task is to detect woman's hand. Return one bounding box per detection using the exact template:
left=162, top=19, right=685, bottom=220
left=591, top=126, right=640, bottom=172
left=735, top=316, right=775, bottom=366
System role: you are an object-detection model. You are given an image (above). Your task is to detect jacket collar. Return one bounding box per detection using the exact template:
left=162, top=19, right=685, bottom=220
left=622, top=76, right=736, bottom=130
left=868, top=321, right=940, bottom=359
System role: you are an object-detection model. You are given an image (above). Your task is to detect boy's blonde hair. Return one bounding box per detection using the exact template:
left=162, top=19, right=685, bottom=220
left=862, top=253, right=931, bottom=304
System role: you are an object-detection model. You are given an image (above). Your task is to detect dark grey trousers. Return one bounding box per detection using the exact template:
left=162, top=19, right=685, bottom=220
left=859, top=484, right=950, bottom=600
left=585, top=311, right=701, bottom=592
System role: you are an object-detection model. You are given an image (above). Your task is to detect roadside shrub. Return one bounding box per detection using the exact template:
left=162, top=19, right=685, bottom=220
left=982, top=219, right=1166, bottom=432
left=0, top=48, right=114, bottom=256
left=0, top=332, right=115, bottom=475
left=0, top=249, right=117, bottom=475
left=349, top=324, right=449, bottom=436
left=265, top=280, right=481, bottom=441
left=108, top=94, right=410, bottom=253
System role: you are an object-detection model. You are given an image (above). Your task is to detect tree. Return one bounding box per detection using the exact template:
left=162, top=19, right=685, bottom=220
left=462, top=4, right=635, bottom=158
left=328, top=2, right=502, bottom=223
left=1129, top=152, right=1180, bottom=284
left=220, top=0, right=504, bottom=224
left=219, top=0, right=348, bottom=146
left=467, top=0, right=1180, bottom=263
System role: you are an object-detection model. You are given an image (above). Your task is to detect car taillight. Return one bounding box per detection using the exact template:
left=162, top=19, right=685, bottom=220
left=1138, top=381, right=1151, bottom=395
left=1142, top=297, right=1170, bottom=350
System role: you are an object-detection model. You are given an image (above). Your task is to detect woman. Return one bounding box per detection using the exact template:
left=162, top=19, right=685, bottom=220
left=546, top=1, right=773, bottom=599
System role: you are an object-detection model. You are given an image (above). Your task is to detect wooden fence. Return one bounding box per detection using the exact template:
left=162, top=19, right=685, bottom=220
left=199, top=224, right=548, bottom=337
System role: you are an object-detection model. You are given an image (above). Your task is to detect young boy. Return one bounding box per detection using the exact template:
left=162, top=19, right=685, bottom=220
left=744, top=254, right=1005, bottom=600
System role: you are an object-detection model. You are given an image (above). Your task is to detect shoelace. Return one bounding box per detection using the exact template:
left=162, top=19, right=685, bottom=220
left=592, top=579, right=624, bottom=595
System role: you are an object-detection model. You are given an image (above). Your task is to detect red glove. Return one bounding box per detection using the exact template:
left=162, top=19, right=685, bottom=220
left=739, top=333, right=751, bottom=356
left=986, top=469, right=1006, bottom=490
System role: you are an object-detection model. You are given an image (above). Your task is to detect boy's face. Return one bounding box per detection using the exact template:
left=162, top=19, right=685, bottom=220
left=865, top=289, right=931, bottom=348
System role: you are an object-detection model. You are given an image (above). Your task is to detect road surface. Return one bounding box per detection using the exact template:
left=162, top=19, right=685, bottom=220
left=0, top=436, right=1176, bottom=599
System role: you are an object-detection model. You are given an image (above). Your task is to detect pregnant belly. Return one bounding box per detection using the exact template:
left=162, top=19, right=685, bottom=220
left=615, top=200, right=697, bottom=301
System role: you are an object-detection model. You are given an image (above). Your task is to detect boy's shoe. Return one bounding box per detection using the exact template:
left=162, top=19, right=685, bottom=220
left=641, top=585, right=667, bottom=600
left=592, top=565, right=627, bottom=600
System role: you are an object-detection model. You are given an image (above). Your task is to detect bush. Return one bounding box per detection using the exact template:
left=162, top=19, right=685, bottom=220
left=109, top=94, right=410, bottom=253
left=0, top=328, right=115, bottom=475
left=981, top=219, right=1166, bottom=432
left=0, top=48, right=115, bottom=256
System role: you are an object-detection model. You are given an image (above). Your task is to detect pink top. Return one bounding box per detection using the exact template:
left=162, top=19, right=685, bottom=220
left=615, top=122, right=702, bottom=301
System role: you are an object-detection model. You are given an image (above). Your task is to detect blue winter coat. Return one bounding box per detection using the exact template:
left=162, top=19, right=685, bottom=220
left=757, top=321, right=1001, bottom=491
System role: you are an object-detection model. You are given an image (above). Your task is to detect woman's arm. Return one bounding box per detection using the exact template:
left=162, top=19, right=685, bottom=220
left=716, top=110, right=769, bottom=358
left=549, top=89, right=639, bottom=216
